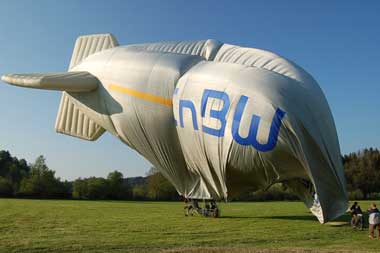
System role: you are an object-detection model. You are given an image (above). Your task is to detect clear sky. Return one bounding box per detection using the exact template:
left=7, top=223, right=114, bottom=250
left=0, top=0, right=379, bottom=180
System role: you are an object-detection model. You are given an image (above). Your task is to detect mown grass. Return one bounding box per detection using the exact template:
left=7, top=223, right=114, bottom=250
left=0, top=199, right=378, bottom=253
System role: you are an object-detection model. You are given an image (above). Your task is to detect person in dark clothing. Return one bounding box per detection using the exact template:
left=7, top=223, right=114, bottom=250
left=350, top=202, right=363, bottom=214
left=350, top=202, right=363, bottom=228
left=367, top=203, right=380, bottom=238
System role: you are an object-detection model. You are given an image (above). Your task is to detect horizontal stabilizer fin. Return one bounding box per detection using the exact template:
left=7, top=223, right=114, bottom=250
left=1, top=72, right=98, bottom=92
left=55, top=92, right=105, bottom=141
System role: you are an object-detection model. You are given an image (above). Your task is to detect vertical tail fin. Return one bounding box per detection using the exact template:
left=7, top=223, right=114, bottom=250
left=68, top=33, right=119, bottom=70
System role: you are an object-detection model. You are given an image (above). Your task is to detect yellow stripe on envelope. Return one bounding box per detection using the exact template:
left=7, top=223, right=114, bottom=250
left=109, top=84, right=173, bottom=106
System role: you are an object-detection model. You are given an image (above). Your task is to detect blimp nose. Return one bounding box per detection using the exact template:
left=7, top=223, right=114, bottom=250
left=285, top=124, right=348, bottom=223
left=258, top=75, right=349, bottom=223
left=309, top=159, right=348, bottom=223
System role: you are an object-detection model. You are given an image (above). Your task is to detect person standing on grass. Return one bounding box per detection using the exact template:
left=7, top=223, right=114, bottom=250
left=368, top=203, right=380, bottom=239
left=350, top=202, right=363, bottom=228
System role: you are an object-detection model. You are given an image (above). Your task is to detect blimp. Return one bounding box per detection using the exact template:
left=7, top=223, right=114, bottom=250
left=1, top=33, right=347, bottom=223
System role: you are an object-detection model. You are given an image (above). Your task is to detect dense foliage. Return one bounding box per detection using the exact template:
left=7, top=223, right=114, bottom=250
left=0, top=148, right=379, bottom=200
left=343, top=148, right=380, bottom=200
left=0, top=152, right=71, bottom=198
left=0, top=150, right=30, bottom=197
left=72, top=171, right=131, bottom=200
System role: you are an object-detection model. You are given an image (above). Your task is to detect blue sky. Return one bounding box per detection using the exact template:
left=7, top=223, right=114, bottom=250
left=0, top=0, right=379, bottom=180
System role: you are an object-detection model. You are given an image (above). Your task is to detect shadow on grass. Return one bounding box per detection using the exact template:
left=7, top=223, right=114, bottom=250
left=221, top=213, right=352, bottom=224
left=333, top=213, right=352, bottom=222
left=220, top=216, right=256, bottom=219
left=256, top=215, right=318, bottom=221
left=220, top=215, right=317, bottom=221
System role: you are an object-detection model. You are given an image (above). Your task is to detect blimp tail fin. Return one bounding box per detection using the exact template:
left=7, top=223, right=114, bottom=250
left=1, top=34, right=119, bottom=141
left=55, top=92, right=106, bottom=141
left=52, top=33, right=119, bottom=140
left=69, top=33, right=119, bottom=70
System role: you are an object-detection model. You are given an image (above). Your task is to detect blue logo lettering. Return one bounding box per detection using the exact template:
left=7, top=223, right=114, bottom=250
left=231, top=95, right=286, bottom=152
left=176, top=89, right=286, bottom=152
left=179, top=100, right=198, bottom=130
left=201, top=89, right=230, bottom=137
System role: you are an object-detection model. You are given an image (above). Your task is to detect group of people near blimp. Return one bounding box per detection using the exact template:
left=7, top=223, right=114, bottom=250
left=350, top=202, right=380, bottom=238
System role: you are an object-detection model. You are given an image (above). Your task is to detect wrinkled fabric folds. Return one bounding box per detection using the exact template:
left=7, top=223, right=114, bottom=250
left=8, top=37, right=346, bottom=223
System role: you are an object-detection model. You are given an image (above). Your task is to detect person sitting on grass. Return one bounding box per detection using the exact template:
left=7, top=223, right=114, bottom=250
left=350, top=202, right=363, bottom=228
left=367, top=203, right=380, bottom=239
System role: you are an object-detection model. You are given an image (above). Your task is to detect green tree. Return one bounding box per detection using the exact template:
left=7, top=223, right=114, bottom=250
left=343, top=148, right=380, bottom=199
left=72, top=178, right=88, bottom=199
left=0, top=150, right=30, bottom=194
left=0, top=176, right=13, bottom=197
left=107, top=170, right=130, bottom=199
left=132, top=185, right=147, bottom=200
left=86, top=177, right=109, bottom=199
left=73, top=173, right=130, bottom=200
left=146, top=167, right=179, bottom=200
left=18, top=155, right=70, bottom=198
left=107, top=170, right=123, bottom=198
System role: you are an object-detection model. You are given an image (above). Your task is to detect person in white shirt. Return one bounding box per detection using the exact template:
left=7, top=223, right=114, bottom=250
left=367, top=203, right=380, bottom=239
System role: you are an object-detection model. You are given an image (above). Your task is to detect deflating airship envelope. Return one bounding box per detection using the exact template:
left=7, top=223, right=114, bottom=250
left=173, top=44, right=347, bottom=223
left=1, top=34, right=347, bottom=223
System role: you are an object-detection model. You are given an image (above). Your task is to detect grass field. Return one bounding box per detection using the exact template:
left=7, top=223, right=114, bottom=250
left=0, top=199, right=379, bottom=253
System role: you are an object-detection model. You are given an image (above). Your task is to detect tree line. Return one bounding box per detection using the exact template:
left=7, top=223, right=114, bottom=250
left=0, top=148, right=380, bottom=200
left=343, top=148, right=380, bottom=200
left=0, top=151, right=179, bottom=200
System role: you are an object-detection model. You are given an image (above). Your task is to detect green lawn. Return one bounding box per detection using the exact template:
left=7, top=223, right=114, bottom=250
left=0, top=199, right=378, bottom=253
